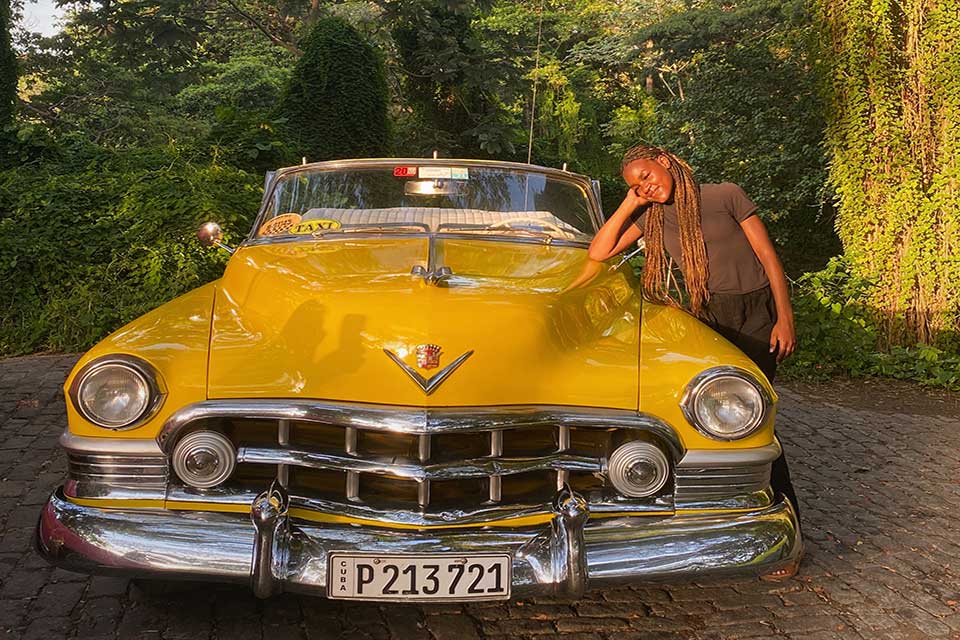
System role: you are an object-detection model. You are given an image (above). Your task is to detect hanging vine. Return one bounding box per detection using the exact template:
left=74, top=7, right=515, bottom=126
left=815, top=0, right=960, bottom=347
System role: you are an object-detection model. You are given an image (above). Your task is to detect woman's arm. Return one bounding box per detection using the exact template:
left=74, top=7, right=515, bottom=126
left=740, top=216, right=796, bottom=362
left=588, top=189, right=648, bottom=261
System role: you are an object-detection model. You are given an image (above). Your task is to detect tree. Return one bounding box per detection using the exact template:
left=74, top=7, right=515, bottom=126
left=278, top=16, right=389, bottom=161
left=1, top=0, right=15, bottom=130
left=815, top=0, right=960, bottom=347
left=606, top=0, right=837, bottom=275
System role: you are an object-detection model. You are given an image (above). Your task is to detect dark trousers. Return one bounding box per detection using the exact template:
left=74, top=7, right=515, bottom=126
left=705, top=287, right=801, bottom=523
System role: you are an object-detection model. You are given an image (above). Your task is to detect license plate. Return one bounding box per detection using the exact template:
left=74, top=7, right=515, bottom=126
left=328, top=552, right=512, bottom=601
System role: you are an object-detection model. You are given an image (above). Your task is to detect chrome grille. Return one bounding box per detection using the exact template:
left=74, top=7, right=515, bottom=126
left=157, top=401, right=685, bottom=517
left=233, top=422, right=611, bottom=510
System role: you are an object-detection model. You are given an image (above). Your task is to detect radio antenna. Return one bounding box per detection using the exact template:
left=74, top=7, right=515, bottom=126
left=526, top=0, right=545, bottom=165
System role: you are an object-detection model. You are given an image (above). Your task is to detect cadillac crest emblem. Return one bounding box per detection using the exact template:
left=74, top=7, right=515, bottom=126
left=415, top=344, right=442, bottom=370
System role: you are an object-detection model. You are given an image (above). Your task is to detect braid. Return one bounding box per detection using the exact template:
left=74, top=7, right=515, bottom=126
left=622, top=144, right=710, bottom=318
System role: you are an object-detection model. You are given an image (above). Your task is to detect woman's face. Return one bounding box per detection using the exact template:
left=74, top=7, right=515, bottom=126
left=622, top=156, right=674, bottom=204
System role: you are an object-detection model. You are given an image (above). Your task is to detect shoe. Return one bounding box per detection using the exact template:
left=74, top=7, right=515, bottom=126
left=760, top=557, right=801, bottom=582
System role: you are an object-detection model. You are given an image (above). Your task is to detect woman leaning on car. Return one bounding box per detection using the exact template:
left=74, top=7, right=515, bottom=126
left=589, top=143, right=802, bottom=579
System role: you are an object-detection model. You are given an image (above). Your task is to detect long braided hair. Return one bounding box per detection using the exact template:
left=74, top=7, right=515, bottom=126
left=621, top=144, right=710, bottom=318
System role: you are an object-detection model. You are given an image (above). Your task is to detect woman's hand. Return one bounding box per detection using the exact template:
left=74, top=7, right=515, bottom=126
left=622, top=186, right=649, bottom=211
left=588, top=188, right=648, bottom=261
left=769, top=319, right=796, bottom=363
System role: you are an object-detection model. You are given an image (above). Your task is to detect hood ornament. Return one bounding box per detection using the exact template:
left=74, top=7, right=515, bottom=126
left=415, top=344, right=443, bottom=370
left=384, top=347, right=474, bottom=395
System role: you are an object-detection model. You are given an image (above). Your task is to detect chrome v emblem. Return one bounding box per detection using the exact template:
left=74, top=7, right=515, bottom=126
left=383, top=349, right=474, bottom=395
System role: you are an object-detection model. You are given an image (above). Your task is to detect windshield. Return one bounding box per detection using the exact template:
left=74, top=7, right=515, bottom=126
left=255, top=165, right=596, bottom=242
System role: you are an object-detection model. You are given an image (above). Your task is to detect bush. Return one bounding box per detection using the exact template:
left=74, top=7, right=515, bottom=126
left=277, top=17, right=389, bottom=161
left=0, top=147, right=262, bottom=355
left=782, top=257, right=960, bottom=390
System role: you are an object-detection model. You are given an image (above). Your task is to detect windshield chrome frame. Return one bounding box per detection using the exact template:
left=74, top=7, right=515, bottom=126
left=244, top=158, right=603, bottom=247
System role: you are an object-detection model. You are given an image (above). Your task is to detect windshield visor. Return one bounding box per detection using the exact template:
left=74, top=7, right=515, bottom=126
left=255, top=165, right=596, bottom=241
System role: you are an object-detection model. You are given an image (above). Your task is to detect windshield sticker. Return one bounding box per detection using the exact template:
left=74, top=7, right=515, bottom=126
left=393, top=166, right=418, bottom=177
left=258, top=213, right=302, bottom=236
left=418, top=167, right=469, bottom=180
left=290, top=219, right=342, bottom=234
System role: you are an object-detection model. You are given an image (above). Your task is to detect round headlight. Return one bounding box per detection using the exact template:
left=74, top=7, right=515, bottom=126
left=75, top=359, right=159, bottom=429
left=681, top=368, right=769, bottom=440
left=172, top=431, right=237, bottom=489
left=607, top=441, right=670, bottom=498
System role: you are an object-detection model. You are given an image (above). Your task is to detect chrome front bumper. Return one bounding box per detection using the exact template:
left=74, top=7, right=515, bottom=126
left=36, top=486, right=802, bottom=600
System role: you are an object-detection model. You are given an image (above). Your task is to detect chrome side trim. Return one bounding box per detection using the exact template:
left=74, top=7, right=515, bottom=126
left=63, top=481, right=167, bottom=502
left=62, top=433, right=168, bottom=497
left=158, top=401, right=683, bottom=458
left=60, top=431, right=164, bottom=456
left=237, top=446, right=602, bottom=480
left=677, top=442, right=781, bottom=468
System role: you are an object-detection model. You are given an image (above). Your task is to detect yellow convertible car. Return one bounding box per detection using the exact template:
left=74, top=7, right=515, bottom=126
left=36, top=158, right=801, bottom=601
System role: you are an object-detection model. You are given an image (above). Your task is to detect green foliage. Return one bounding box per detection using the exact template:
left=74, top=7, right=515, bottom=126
left=783, top=258, right=960, bottom=390
left=176, top=55, right=292, bottom=117
left=620, top=0, right=839, bottom=276
left=0, top=147, right=262, bottom=355
left=1, top=0, right=15, bottom=131
left=651, top=42, right=839, bottom=275
left=815, top=0, right=960, bottom=346
left=278, top=17, right=389, bottom=161
left=175, top=53, right=297, bottom=173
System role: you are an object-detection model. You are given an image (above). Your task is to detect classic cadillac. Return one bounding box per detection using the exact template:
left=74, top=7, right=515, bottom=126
left=36, top=158, right=801, bottom=601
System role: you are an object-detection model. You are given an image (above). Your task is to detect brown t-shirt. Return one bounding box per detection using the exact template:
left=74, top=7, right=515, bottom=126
left=633, top=182, right=769, bottom=294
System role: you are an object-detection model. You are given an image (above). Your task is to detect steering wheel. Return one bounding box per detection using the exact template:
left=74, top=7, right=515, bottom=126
left=487, top=217, right=571, bottom=237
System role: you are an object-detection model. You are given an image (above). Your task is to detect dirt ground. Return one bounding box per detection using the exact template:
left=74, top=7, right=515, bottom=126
left=784, top=376, right=960, bottom=417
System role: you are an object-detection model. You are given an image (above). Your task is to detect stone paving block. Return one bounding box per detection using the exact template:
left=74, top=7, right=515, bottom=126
left=20, top=615, right=71, bottom=640
left=0, top=568, right=49, bottom=599
left=706, top=621, right=779, bottom=638
left=342, top=622, right=391, bottom=640
left=382, top=605, right=429, bottom=640
left=894, top=607, right=955, bottom=637
left=261, top=623, right=306, bottom=640
left=480, top=618, right=557, bottom=635
left=116, top=603, right=167, bottom=639
left=26, top=580, right=85, bottom=619
left=85, top=575, right=130, bottom=598
left=0, top=596, right=29, bottom=630
left=773, top=614, right=849, bottom=635
left=508, top=603, right=575, bottom=619
left=781, top=589, right=826, bottom=607
left=555, top=617, right=631, bottom=633
left=425, top=614, right=482, bottom=640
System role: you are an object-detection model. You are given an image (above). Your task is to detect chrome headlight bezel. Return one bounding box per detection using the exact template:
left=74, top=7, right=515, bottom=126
left=69, top=355, right=166, bottom=430
left=680, top=366, right=772, bottom=441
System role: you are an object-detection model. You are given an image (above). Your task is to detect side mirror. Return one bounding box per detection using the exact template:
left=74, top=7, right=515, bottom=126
left=197, top=222, right=235, bottom=255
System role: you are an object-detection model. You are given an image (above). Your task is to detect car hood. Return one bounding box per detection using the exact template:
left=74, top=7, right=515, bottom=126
left=207, top=237, right=640, bottom=408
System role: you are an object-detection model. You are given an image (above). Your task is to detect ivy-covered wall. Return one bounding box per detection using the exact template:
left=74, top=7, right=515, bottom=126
left=816, top=0, right=960, bottom=347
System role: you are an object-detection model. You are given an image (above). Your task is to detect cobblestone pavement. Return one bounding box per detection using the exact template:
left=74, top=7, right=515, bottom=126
left=1, top=354, right=959, bottom=640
